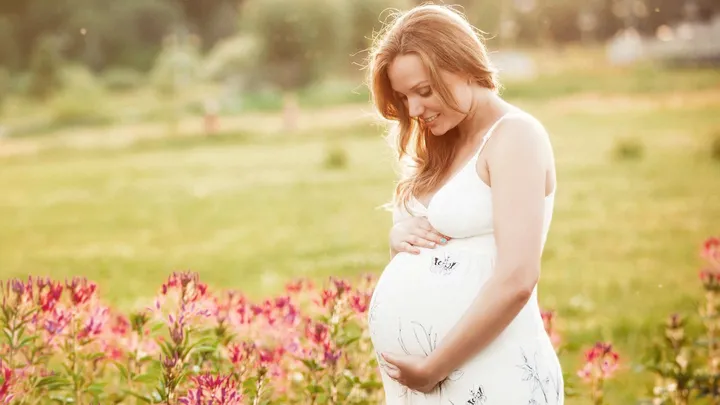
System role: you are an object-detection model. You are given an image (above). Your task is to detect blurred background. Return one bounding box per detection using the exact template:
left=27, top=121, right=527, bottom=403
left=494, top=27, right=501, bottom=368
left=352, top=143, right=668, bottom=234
left=0, top=0, right=719, bottom=402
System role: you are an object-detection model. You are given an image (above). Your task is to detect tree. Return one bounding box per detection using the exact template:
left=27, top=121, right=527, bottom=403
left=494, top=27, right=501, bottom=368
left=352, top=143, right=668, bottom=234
left=27, top=36, right=64, bottom=100
left=346, top=0, right=413, bottom=68
left=239, top=0, right=350, bottom=131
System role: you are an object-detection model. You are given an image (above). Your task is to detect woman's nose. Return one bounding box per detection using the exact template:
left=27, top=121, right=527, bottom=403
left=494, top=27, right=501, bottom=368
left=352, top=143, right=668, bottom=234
left=408, top=97, right=424, bottom=118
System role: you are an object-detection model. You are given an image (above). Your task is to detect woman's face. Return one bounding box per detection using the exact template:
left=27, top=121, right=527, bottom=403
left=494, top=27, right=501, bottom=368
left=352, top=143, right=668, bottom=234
left=387, top=53, right=473, bottom=136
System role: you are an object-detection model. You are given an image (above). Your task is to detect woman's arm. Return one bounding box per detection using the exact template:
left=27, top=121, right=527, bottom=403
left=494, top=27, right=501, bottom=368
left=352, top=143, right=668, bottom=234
left=423, top=117, right=552, bottom=382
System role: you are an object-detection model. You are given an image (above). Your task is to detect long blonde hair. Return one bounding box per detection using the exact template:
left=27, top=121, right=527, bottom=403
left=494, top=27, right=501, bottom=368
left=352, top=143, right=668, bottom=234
left=366, top=4, right=499, bottom=213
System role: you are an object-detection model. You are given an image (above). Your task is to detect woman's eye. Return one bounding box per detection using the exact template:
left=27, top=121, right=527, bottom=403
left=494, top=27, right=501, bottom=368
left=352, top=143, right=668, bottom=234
left=418, top=88, right=432, bottom=97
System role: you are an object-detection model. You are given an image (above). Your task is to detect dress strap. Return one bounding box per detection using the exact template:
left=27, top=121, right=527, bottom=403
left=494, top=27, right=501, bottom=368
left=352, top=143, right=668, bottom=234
left=474, top=112, right=520, bottom=158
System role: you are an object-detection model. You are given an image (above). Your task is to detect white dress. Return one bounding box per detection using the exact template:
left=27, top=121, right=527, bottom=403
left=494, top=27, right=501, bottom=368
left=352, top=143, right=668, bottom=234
left=368, top=112, right=564, bottom=405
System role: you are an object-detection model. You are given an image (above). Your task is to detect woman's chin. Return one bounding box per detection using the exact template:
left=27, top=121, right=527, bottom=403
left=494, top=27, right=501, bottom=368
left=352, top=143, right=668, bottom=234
left=429, top=125, right=448, bottom=136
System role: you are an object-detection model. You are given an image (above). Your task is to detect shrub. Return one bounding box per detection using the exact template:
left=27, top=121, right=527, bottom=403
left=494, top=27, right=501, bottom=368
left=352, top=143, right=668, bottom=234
left=101, top=67, right=145, bottom=92
left=710, top=131, right=720, bottom=162
left=48, top=65, right=113, bottom=127
left=323, top=142, right=349, bottom=170
left=612, top=136, right=644, bottom=161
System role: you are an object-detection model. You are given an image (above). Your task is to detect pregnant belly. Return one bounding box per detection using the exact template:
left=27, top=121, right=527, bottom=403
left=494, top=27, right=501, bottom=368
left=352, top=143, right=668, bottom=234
left=367, top=247, right=495, bottom=357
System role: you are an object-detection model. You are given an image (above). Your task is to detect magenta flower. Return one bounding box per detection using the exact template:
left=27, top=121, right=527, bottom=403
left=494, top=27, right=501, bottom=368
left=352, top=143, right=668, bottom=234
left=0, top=361, right=15, bottom=404
left=541, top=309, right=562, bottom=349
left=36, top=278, right=63, bottom=312
left=65, top=277, right=97, bottom=306
left=702, top=237, right=720, bottom=260
left=179, top=373, right=242, bottom=405
left=577, top=342, right=620, bottom=383
left=702, top=236, right=720, bottom=272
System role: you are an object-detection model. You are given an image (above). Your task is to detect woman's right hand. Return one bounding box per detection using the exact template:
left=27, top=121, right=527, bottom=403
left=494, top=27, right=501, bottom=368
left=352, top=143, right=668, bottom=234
left=390, top=216, right=450, bottom=255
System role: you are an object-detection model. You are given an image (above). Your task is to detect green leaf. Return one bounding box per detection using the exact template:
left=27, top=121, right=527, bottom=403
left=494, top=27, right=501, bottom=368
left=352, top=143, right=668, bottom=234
left=122, top=389, right=153, bottom=404
left=359, top=380, right=384, bottom=390
left=242, top=377, right=258, bottom=395
left=35, top=375, right=72, bottom=390
left=338, top=335, right=360, bottom=347
left=87, top=352, right=106, bottom=362
left=2, top=328, right=12, bottom=345
left=87, top=382, right=105, bottom=395
left=132, top=373, right=158, bottom=384
left=193, top=344, right=217, bottom=354
left=300, top=358, right=321, bottom=372
left=114, top=362, right=130, bottom=381
left=17, top=334, right=38, bottom=348
left=150, top=321, right=165, bottom=333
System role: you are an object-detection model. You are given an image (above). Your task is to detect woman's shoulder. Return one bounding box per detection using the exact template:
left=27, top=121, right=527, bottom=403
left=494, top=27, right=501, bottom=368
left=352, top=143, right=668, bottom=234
left=498, top=109, right=548, bottom=136
left=486, top=109, right=554, bottom=166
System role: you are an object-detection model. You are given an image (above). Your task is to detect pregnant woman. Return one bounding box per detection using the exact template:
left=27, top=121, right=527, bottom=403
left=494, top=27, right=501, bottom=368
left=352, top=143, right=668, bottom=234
left=365, top=4, right=564, bottom=405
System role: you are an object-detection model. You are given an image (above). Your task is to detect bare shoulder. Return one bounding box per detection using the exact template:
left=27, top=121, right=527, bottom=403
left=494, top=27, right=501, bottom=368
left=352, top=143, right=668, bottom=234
left=485, top=112, right=554, bottom=167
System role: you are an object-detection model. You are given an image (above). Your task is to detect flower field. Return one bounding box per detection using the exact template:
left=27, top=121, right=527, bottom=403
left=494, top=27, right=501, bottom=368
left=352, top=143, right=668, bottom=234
left=1, top=236, right=716, bottom=404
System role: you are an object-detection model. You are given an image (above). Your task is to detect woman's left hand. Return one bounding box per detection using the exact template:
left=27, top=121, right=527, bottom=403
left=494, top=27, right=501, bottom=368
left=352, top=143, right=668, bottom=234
left=381, top=352, right=442, bottom=394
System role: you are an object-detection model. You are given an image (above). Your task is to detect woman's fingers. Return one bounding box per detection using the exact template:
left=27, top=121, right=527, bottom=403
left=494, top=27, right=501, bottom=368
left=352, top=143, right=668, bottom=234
left=412, top=230, right=448, bottom=247
left=410, top=235, right=436, bottom=249
left=416, top=218, right=450, bottom=245
left=400, top=241, right=421, bottom=255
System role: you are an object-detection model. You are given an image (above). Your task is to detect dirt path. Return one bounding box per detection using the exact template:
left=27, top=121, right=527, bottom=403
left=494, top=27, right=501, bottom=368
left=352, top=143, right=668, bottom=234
left=2, top=89, right=718, bottom=158
left=0, top=103, right=380, bottom=157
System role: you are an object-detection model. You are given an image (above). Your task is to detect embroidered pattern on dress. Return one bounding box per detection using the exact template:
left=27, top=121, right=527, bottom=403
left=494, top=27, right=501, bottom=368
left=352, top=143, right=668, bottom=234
left=430, top=252, right=458, bottom=275
left=517, top=348, right=562, bottom=404
left=367, top=295, right=380, bottom=339
left=383, top=318, right=465, bottom=400
left=465, top=385, right=488, bottom=404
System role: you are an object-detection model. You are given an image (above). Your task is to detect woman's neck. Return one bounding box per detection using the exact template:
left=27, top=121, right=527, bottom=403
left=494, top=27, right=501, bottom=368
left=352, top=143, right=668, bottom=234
left=457, top=87, right=509, bottom=145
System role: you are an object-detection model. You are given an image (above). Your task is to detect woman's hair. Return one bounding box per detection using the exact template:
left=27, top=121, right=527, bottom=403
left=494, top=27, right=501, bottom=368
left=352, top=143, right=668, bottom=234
left=366, top=4, right=499, bottom=213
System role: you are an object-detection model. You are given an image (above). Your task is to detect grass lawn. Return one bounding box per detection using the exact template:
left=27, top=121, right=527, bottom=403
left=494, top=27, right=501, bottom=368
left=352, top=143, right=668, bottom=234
left=1, top=66, right=720, bottom=403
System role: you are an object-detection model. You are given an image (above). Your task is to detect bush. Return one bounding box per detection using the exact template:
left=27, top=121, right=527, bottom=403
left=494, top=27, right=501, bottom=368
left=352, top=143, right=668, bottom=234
left=323, top=142, right=349, bottom=170
left=48, top=65, right=113, bottom=127
left=710, top=131, right=720, bottom=162
left=612, top=137, right=644, bottom=161
left=201, top=34, right=260, bottom=85
left=101, top=67, right=144, bottom=92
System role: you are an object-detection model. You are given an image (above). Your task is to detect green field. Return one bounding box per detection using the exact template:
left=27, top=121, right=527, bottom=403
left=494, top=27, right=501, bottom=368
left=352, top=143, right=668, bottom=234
left=1, top=62, right=720, bottom=403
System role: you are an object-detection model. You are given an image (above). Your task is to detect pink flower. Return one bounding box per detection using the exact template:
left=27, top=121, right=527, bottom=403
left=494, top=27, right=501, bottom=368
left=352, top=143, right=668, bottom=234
left=702, top=236, right=720, bottom=271
left=541, top=310, right=562, bottom=349
left=0, top=361, right=15, bottom=404
left=702, top=237, right=720, bottom=260
left=65, top=277, right=97, bottom=306
left=285, top=278, right=314, bottom=294
left=226, top=341, right=255, bottom=366
left=700, top=268, right=720, bottom=289
left=304, top=319, right=329, bottom=345
left=577, top=342, right=620, bottom=383
left=43, top=307, right=72, bottom=343
left=78, top=306, right=109, bottom=340
left=36, top=279, right=63, bottom=312
left=349, top=290, right=371, bottom=314
left=179, top=373, right=242, bottom=405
